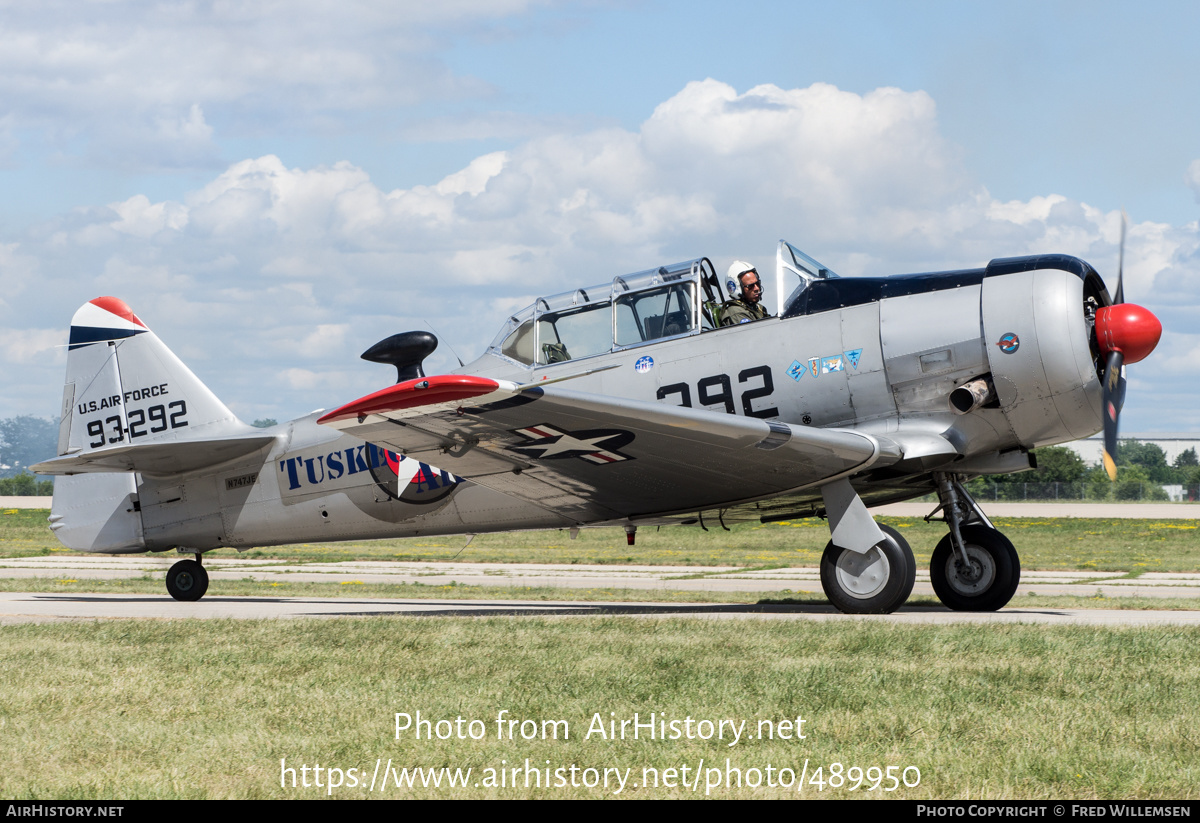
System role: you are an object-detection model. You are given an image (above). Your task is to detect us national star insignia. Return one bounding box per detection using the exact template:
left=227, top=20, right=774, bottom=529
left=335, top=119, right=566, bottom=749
left=509, top=424, right=635, bottom=464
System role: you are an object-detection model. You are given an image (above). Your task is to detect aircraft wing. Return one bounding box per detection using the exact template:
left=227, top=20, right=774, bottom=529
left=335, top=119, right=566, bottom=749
left=318, top=375, right=901, bottom=523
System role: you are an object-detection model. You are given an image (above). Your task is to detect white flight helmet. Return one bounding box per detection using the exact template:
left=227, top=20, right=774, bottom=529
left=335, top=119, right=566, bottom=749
left=726, top=260, right=757, bottom=298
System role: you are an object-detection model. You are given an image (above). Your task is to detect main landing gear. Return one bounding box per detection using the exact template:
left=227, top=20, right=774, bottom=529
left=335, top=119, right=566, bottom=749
left=166, top=553, right=209, bottom=602
left=816, top=473, right=1020, bottom=615
left=926, top=473, right=1020, bottom=612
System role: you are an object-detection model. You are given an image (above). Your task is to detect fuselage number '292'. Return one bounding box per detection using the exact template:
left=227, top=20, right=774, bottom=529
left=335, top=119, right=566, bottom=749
left=655, top=365, right=777, bottom=418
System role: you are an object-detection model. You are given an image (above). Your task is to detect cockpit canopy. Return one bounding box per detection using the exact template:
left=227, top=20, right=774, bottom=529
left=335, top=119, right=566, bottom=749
left=488, top=259, right=715, bottom=366
left=488, top=241, right=839, bottom=366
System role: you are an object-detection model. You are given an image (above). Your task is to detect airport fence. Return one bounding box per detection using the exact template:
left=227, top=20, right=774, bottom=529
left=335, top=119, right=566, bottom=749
left=964, top=481, right=1199, bottom=502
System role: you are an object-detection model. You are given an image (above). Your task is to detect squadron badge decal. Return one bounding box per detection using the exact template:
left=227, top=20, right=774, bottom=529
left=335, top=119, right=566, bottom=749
left=997, top=333, right=1020, bottom=354
left=795, top=349, right=864, bottom=379
left=821, top=355, right=845, bottom=374
left=369, top=446, right=463, bottom=504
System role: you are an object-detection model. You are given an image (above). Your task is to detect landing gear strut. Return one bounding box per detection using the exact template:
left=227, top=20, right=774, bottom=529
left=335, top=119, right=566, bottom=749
left=817, top=478, right=915, bottom=614
left=928, top=474, right=1020, bottom=611
left=166, top=553, right=209, bottom=602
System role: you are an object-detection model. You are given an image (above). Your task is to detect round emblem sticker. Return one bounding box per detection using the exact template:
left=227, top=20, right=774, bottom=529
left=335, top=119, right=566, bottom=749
left=368, top=445, right=462, bottom=505
left=996, top=332, right=1020, bottom=354
left=634, top=355, right=654, bottom=373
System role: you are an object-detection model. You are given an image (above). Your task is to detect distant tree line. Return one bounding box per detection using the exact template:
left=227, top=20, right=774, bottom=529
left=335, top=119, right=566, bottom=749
left=0, top=416, right=57, bottom=477
left=0, top=415, right=57, bottom=494
left=967, top=442, right=1200, bottom=502
left=0, top=473, right=54, bottom=495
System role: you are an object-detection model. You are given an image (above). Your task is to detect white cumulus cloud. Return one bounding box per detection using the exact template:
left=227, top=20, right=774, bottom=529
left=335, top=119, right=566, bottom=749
left=1187, top=159, right=1200, bottom=203
left=0, top=1, right=553, bottom=170
left=0, top=328, right=65, bottom=365
left=4, top=79, right=1198, bottom=427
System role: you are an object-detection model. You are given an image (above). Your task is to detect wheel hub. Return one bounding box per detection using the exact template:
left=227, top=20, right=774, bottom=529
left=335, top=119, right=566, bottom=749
left=946, top=546, right=996, bottom=595
left=834, top=545, right=890, bottom=599
left=176, top=572, right=195, bottom=592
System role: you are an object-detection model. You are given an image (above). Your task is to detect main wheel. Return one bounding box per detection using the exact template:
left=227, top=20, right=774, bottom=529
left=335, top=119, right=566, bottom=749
left=820, top=523, right=915, bottom=614
left=166, top=559, right=209, bottom=602
left=929, top=526, right=1020, bottom=611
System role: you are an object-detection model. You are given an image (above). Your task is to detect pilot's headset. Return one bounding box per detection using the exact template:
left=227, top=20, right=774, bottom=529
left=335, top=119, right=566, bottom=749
left=726, top=261, right=759, bottom=300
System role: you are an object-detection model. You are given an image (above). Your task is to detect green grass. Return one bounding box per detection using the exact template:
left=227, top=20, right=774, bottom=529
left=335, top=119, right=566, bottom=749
left=5, top=507, right=1200, bottom=800
left=1, top=618, right=1197, bottom=799
left=0, top=509, right=62, bottom=555
left=6, top=507, right=1200, bottom=572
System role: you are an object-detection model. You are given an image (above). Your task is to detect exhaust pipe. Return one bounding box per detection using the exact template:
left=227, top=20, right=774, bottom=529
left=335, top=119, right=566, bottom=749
left=949, top=376, right=997, bottom=415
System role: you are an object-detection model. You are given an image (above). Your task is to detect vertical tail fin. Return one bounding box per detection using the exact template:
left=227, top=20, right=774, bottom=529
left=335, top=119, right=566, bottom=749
left=59, top=296, right=249, bottom=456
left=43, top=296, right=255, bottom=552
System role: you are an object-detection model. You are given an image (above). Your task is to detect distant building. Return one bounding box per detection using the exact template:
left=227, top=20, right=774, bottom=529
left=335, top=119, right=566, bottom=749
left=1059, top=433, right=1200, bottom=466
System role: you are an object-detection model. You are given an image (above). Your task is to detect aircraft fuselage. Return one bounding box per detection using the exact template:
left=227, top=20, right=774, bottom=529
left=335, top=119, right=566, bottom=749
left=97, top=255, right=1108, bottom=555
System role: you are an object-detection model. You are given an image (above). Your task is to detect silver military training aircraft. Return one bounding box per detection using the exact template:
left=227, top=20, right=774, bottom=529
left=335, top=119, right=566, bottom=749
left=33, top=238, right=1162, bottom=614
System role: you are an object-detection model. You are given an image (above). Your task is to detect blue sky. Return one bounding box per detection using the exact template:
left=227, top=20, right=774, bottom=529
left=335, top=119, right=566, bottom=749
left=1, top=0, right=1198, bottom=433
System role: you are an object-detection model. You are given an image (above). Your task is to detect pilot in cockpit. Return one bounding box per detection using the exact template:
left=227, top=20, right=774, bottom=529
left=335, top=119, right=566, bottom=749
left=720, top=261, right=772, bottom=326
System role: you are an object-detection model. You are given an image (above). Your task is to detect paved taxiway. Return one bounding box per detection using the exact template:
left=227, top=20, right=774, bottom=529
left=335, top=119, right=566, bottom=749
left=3, top=591, right=1200, bottom=626
left=4, top=555, right=1200, bottom=598
left=1, top=556, right=1198, bottom=625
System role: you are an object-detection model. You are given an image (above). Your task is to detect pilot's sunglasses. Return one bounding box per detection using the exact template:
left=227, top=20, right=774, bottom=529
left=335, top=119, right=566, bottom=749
left=745, top=280, right=762, bottom=290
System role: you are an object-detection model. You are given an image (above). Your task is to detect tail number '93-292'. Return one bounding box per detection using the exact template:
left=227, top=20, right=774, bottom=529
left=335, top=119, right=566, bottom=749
left=86, top=400, right=189, bottom=447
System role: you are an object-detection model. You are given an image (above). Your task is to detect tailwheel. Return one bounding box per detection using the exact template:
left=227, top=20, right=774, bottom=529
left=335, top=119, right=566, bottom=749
left=820, top=523, right=915, bottom=614
left=930, top=525, right=1020, bottom=611
left=166, top=558, right=209, bottom=602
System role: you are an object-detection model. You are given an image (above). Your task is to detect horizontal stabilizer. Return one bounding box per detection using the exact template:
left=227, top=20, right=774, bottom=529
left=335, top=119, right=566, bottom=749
left=32, top=434, right=278, bottom=477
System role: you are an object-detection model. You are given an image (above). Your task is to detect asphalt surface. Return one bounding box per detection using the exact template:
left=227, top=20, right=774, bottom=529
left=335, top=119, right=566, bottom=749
left=1, top=555, right=1198, bottom=625
left=2, top=590, right=1199, bottom=626
left=4, top=555, right=1200, bottom=597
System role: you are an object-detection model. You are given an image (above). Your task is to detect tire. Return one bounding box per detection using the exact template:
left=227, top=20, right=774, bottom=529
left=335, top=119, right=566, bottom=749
left=820, top=523, right=915, bottom=614
left=929, top=526, right=1020, bottom=611
left=166, top=559, right=209, bottom=602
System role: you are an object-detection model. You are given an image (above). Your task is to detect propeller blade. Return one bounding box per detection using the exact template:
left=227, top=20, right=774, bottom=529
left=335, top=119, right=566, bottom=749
left=1114, top=209, right=1127, bottom=305
left=1101, top=348, right=1125, bottom=480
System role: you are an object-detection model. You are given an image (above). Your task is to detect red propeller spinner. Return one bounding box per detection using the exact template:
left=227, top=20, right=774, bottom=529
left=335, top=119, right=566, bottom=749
left=1094, top=303, right=1162, bottom=364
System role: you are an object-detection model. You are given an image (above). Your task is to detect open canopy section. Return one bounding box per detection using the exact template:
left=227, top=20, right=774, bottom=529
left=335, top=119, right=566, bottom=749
left=775, top=240, right=841, bottom=316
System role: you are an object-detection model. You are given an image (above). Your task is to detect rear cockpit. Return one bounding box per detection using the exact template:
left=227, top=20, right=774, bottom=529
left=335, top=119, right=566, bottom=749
left=487, top=241, right=841, bottom=367
left=487, top=258, right=718, bottom=366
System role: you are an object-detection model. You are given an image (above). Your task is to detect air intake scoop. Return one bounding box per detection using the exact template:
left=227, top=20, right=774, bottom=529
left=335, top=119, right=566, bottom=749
left=361, top=331, right=438, bottom=384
